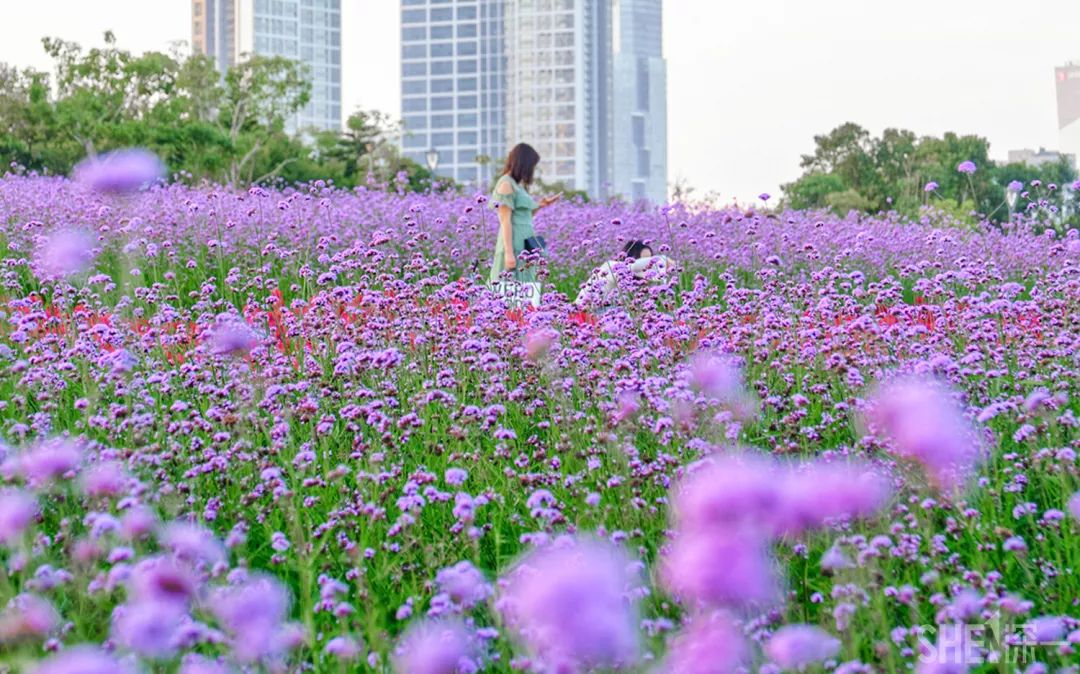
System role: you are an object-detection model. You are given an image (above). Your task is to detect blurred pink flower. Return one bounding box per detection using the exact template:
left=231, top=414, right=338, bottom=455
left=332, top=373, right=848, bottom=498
left=209, top=321, right=260, bottom=357
left=210, top=575, right=290, bottom=662
left=524, top=329, right=557, bottom=362
left=393, top=619, right=476, bottom=674
left=866, top=376, right=982, bottom=492
left=74, top=148, right=165, bottom=193
left=0, top=593, right=59, bottom=641
left=325, top=635, right=362, bottom=660
left=661, top=612, right=748, bottom=674
left=771, top=462, right=891, bottom=536
left=38, top=229, right=95, bottom=279
left=661, top=529, right=779, bottom=608
left=111, top=600, right=183, bottom=658
left=80, top=461, right=128, bottom=498
left=0, top=490, right=37, bottom=545
left=1067, top=491, right=1080, bottom=522
left=31, top=645, right=134, bottom=674
left=671, top=454, right=780, bottom=533
left=20, top=438, right=82, bottom=485
left=956, top=161, right=977, bottom=174
left=688, top=352, right=757, bottom=419
left=128, top=556, right=198, bottom=607
left=178, top=656, right=231, bottom=674
left=160, top=522, right=225, bottom=565
left=435, top=561, right=490, bottom=609
left=765, top=624, right=841, bottom=669
left=497, top=537, right=640, bottom=672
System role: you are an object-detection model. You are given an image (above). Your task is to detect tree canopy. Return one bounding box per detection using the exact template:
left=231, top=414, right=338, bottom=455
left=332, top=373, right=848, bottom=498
left=0, top=33, right=437, bottom=191
left=782, top=122, right=1079, bottom=228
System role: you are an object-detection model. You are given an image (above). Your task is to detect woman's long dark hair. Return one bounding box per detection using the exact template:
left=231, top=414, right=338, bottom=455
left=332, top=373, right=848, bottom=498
left=501, top=143, right=541, bottom=187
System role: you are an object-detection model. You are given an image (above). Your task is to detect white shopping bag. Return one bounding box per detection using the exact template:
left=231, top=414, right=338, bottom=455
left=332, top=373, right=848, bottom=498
left=491, top=279, right=542, bottom=309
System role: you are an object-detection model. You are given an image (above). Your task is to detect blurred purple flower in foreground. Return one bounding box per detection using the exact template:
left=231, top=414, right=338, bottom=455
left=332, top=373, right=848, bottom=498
left=209, top=575, right=291, bottom=662
left=497, top=537, right=639, bottom=672
left=74, top=148, right=165, bottom=193
left=1007, top=180, right=1025, bottom=192
left=924, top=181, right=939, bottom=193
left=38, top=229, right=95, bottom=279
left=209, top=321, right=260, bottom=357
left=866, top=376, right=981, bottom=492
left=956, top=160, right=977, bottom=174
left=393, top=619, right=477, bottom=674
left=0, top=490, right=37, bottom=545
left=1068, top=491, right=1080, bottom=522
left=19, top=438, right=82, bottom=486
left=0, top=593, right=58, bottom=642
left=661, top=612, right=747, bottom=674
left=765, top=624, right=841, bottom=669
left=31, top=645, right=133, bottom=674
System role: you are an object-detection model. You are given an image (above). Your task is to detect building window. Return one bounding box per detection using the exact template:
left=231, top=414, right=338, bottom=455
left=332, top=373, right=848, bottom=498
left=402, top=26, right=425, bottom=41
left=457, top=24, right=477, bottom=38
left=402, top=9, right=425, bottom=23
left=637, top=149, right=650, bottom=178
left=402, top=44, right=426, bottom=59
left=403, top=115, right=428, bottom=130
left=431, top=78, right=454, bottom=93
left=431, top=96, right=454, bottom=111
left=432, top=132, right=454, bottom=147
left=431, top=43, right=453, bottom=58
left=431, top=7, right=453, bottom=21
left=403, top=62, right=427, bottom=77
left=432, top=61, right=453, bottom=75
left=431, top=25, right=453, bottom=39
left=403, top=98, right=427, bottom=113
left=431, top=115, right=454, bottom=129
left=457, top=6, right=477, bottom=19
left=636, top=58, right=650, bottom=110
left=632, top=116, right=646, bottom=146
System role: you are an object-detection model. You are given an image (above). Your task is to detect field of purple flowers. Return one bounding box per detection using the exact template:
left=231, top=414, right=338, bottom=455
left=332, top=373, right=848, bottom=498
left=0, top=168, right=1078, bottom=673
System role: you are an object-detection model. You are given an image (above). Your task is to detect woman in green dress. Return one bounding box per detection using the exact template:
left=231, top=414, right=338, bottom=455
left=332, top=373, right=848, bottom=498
left=489, top=143, right=561, bottom=284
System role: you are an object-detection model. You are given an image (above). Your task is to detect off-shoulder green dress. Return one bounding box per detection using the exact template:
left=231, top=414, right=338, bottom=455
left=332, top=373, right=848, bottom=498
left=489, top=175, right=538, bottom=284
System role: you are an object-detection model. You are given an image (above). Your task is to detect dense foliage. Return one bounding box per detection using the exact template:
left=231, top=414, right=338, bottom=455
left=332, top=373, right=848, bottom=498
left=0, top=169, right=1077, bottom=673
left=783, top=123, right=1079, bottom=226
left=0, top=34, right=437, bottom=191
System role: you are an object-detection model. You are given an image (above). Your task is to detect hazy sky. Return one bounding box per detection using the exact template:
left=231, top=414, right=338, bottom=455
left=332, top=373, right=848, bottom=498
left=2, top=0, right=1078, bottom=203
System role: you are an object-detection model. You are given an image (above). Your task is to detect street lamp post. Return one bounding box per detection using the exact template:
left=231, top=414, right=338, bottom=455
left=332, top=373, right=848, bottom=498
left=1006, top=186, right=1019, bottom=223
left=425, top=148, right=440, bottom=173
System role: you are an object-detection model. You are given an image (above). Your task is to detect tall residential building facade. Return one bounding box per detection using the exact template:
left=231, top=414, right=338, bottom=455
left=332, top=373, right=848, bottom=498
left=504, top=0, right=611, bottom=196
left=610, top=0, right=667, bottom=203
left=400, top=0, right=666, bottom=201
left=192, top=0, right=342, bottom=132
left=400, top=0, right=507, bottom=184
left=1056, top=63, right=1080, bottom=168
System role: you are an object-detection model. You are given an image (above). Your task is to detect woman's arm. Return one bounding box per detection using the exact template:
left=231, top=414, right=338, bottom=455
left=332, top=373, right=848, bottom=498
left=498, top=207, right=515, bottom=270
left=495, top=180, right=516, bottom=270
left=532, top=193, right=562, bottom=215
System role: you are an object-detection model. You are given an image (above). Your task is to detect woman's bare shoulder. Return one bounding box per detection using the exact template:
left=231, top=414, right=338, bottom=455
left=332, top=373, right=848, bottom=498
left=495, top=176, right=515, bottom=195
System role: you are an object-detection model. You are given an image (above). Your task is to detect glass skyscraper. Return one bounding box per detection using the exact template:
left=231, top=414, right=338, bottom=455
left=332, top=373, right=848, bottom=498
left=611, top=0, right=667, bottom=203
left=192, top=0, right=342, bottom=132
left=400, top=0, right=507, bottom=185
left=399, top=0, right=665, bottom=201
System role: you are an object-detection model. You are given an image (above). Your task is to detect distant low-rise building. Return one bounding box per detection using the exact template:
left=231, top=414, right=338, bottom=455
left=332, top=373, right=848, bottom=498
left=1006, top=147, right=1076, bottom=169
